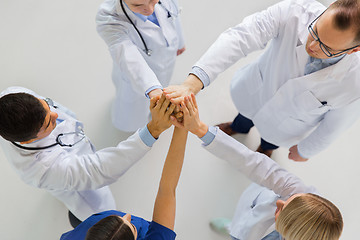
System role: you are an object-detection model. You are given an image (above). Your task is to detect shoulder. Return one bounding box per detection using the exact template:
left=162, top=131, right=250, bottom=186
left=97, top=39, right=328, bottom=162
left=60, top=210, right=124, bottom=240
left=144, top=221, right=176, bottom=240
left=280, top=0, right=325, bottom=20
left=0, top=86, right=40, bottom=98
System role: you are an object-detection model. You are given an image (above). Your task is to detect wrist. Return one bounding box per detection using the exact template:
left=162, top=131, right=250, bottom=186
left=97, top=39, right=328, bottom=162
left=193, top=122, right=208, bottom=138
left=149, top=88, right=163, bottom=99
left=184, top=74, right=203, bottom=94
left=147, top=121, right=162, bottom=139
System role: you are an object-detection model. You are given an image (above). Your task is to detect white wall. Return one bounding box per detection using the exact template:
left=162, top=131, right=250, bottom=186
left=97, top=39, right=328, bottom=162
left=0, top=0, right=358, bottom=239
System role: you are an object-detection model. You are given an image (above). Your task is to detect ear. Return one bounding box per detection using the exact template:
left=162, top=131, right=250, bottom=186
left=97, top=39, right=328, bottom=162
left=347, top=46, right=360, bottom=55
left=123, top=213, right=132, bottom=222
left=20, top=138, right=36, bottom=144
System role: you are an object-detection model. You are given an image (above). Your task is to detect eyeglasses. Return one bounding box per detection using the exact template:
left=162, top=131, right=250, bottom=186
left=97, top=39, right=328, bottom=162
left=308, top=9, right=360, bottom=57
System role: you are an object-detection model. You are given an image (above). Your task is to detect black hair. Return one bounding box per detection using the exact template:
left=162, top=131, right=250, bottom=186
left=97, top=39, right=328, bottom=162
left=85, top=215, right=134, bottom=240
left=0, top=93, right=47, bottom=142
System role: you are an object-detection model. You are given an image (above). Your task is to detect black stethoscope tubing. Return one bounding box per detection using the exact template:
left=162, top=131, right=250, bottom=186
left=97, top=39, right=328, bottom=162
left=119, top=0, right=175, bottom=57
left=120, top=0, right=152, bottom=56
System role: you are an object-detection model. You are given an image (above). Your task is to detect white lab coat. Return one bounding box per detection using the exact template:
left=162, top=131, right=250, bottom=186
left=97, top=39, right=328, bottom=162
left=195, top=0, right=360, bottom=158
left=96, top=0, right=185, bottom=132
left=0, top=87, right=152, bottom=221
left=204, top=129, right=317, bottom=239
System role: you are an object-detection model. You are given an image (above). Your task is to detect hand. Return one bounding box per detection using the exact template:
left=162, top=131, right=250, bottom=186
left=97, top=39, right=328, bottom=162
left=148, top=88, right=163, bottom=99
left=288, top=145, right=309, bottom=162
left=172, top=106, right=183, bottom=121
left=170, top=94, right=208, bottom=138
left=177, top=47, right=186, bottom=56
left=164, top=74, right=203, bottom=105
left=147, top=94, right=176, bottom=138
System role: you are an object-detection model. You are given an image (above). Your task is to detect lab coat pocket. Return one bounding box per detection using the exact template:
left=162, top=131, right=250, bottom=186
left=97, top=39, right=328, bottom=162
left=293, top=90, right=330, bottom=119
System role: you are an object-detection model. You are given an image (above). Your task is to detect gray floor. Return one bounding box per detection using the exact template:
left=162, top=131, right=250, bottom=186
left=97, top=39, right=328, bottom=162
left=0, top=0, right=358, bottom=239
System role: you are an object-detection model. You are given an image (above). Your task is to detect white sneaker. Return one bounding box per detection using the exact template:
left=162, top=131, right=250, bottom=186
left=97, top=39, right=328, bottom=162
left=209, top=218, right=231, bottom=235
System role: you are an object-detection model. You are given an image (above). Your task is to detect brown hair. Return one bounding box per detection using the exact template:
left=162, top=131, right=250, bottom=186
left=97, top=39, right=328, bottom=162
left=330, top=0, right=360, bottom=43
left=275, top=194, right=343, bottom=240
left=85, top=215, right=134, bottom=240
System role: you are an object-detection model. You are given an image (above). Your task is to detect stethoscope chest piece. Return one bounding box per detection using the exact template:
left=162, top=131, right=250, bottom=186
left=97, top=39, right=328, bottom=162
left=145, top=49, right=153, bottom=56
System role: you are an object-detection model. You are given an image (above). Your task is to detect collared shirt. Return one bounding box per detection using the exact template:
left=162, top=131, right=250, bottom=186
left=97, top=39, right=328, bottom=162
left=190, top=66, right=211, bottom=88
left=133, top=11, right=160, bottom=27
left=145, top=85, right=163, bottom=99
left=199, top=125, right=217, bottom=146
left=261, top=230, right=282, bottom=240
left=139, top=125, right=157, bottom=147
left=304, top=54, right=345, bottom=75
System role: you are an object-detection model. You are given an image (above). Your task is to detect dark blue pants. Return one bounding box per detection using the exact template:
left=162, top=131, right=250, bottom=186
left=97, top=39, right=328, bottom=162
left=230, top=113, right=279, bottom=151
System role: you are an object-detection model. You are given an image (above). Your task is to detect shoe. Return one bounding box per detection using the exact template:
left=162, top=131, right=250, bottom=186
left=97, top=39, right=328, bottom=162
left=216, top=122, right=237, bottom=136
left=209, top=218, right=231, bottom=235
left=256, top=146, right=274, bottom=158
left=68, top=211, right=82, bottom=228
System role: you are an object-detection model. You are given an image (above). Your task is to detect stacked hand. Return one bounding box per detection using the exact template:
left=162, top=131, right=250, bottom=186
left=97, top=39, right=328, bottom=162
left=148, top=92, right=207, bottom=138
left=163, top=74, right=203, bottom=105
left=150, top=93, right=311, bottom=162
left=170, top=94, right=208, bottom=138
left=148, top=94, right=176, bottom=139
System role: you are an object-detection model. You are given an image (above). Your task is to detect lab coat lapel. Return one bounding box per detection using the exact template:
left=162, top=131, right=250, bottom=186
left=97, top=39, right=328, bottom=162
left=154, top=2, right=174, bottom=45
left=295, top=44, right=308, bottom=76
left=293, top=51, right=352, bottom=87
left=326, top=54, right=353, bottom=82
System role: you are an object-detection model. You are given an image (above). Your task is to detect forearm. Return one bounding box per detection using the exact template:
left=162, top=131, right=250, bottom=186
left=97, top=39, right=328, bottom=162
left=158, top=127, right=188, bottom=192
left=40, top=131, right=150, bottom=191
left=152, top=127, right=188, bottom=230
left=205, top=130, right=308, bottom=197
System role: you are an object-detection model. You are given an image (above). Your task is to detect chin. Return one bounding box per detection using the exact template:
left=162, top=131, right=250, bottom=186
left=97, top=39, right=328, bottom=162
left=306, top=49, right=319, bottom=58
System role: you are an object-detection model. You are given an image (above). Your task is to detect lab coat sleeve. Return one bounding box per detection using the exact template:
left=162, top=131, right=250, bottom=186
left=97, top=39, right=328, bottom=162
left=297, top=99, right=360, bottom=158
left=96, top=2, right=161, bottom=96
left=204, top=129, right=308, bottom=198
left=194, top=0, right=291, bottom=86
left=35, top=130, right=151, bottom=191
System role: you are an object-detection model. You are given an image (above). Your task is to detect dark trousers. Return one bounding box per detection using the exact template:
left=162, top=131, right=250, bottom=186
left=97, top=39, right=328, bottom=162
left=230, top=113, right=279, bottom=151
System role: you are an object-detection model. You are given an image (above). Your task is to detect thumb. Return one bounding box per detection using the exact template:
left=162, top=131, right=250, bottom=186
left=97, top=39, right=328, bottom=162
left=150, top=95, right=160, bottom=109
left=170, top=116, right=183, bottom=128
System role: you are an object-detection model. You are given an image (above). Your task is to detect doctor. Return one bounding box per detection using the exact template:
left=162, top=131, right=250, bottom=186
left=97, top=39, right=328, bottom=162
left=171, top=94, right=343, bottom=240
left=0, top=87, right=176, bottom=228
left=96, top=0, right=185, bottom=132
left=164, top=0, right=360, bottom=161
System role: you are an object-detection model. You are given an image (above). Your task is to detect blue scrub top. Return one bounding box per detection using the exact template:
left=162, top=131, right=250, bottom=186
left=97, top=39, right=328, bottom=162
left=60, top=210, right=176, bottom=240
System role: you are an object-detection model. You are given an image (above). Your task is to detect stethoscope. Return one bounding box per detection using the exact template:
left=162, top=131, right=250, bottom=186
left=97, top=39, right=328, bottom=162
left=11, top=131, right=85, bottom=151
left=11, top=97, right=85, bottom=150
left=119, top=0, right=179, bottom=56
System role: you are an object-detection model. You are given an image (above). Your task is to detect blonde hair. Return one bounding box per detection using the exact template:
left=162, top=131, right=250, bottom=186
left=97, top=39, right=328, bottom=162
left=275, top=193, right=343, bottom=240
